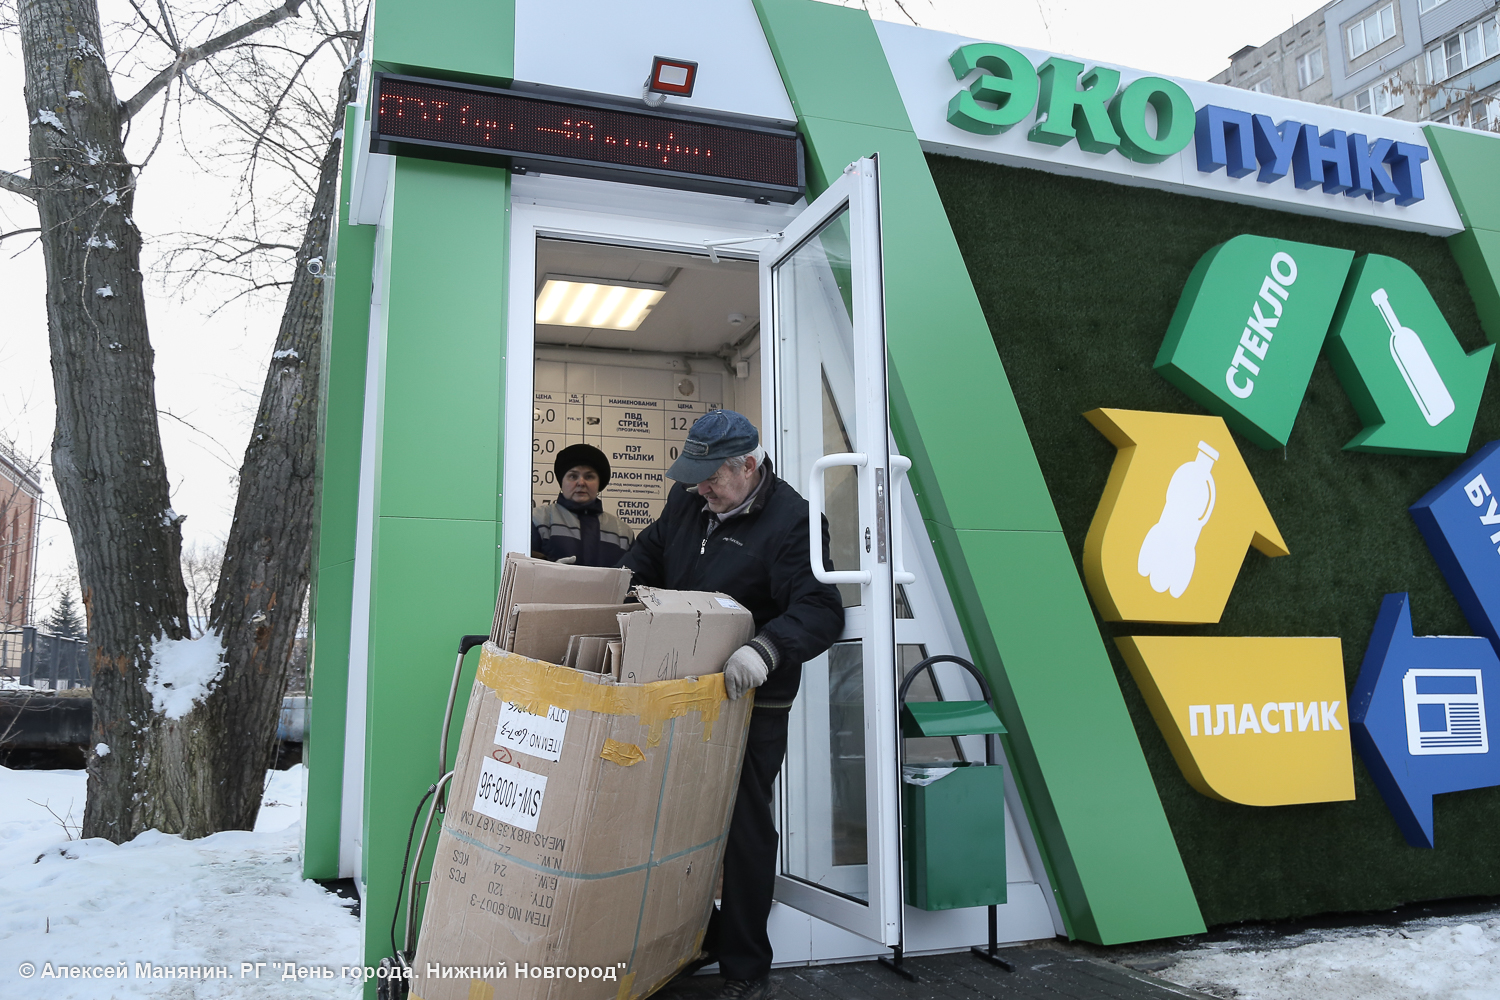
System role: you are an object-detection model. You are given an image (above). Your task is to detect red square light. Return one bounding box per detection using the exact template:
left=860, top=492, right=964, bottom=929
left=648, top=56, right=698, bottom=97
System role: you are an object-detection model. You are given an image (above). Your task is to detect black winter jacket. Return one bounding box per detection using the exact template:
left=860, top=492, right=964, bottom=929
left=619, top=464, right=844, bottom=707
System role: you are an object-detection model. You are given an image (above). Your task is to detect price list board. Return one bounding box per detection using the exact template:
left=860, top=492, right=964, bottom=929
left=533, top=392, right=718, bottom=532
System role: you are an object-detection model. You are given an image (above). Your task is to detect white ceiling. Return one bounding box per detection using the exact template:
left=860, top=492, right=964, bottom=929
left=535, top=239, right=759, bottom=355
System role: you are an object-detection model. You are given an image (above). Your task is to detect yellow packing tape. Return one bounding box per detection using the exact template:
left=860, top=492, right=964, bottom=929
left=478, top=647, right=730, bottom=745
left=599, top=739, right=646, bottom=766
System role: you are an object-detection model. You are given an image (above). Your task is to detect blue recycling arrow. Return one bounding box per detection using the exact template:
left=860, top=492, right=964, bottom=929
left=1411, top=440, right=1500, bottom=650
left=1350, top=592, right=1500, bottom=848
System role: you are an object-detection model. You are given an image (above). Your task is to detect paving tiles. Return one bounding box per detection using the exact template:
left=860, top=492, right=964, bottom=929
left=653, top=948, right=1219, bottom=1000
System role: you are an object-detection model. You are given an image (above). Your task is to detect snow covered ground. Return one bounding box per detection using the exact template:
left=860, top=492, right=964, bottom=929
left=0, top=764, right=363, bottom=999
left=1160, top=913, right=1500, bottom=1000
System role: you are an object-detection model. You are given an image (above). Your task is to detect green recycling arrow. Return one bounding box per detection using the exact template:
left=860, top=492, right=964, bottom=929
left=1326, top=254, right=1494, bottom=455
left=1154, top=235, right=1354, bottom=449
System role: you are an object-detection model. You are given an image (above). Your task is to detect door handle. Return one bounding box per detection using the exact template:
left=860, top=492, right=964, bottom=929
left=889, top=455, right=916, bottom=585
left=809, top=453, right=871, bottom=585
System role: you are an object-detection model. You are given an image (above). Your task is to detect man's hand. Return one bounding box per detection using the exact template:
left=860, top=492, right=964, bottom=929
left=723, top=645, right=768, bottom=700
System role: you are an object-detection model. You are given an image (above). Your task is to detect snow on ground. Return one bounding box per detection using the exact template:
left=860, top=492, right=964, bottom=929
left=1161, top=913, right=1500, bottom=1000
left=0, top=764, right=363, bottom=999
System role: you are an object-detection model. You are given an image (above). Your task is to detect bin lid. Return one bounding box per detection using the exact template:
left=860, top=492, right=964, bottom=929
left=901, top=700, right=1006, bottom=738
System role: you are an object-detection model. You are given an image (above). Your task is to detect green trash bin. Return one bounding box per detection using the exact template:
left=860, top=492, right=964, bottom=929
left=899, top=655, right=1008, bottom=912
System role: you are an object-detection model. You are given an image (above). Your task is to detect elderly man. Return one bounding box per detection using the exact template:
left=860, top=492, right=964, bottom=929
left=620, top=409, right=843, bottom=1000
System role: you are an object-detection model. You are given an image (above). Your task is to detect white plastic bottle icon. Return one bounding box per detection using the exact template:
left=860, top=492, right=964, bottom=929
left=1138, top=441, right=1219, bottom=598
left=1373, top=287, right=1454, bottom=427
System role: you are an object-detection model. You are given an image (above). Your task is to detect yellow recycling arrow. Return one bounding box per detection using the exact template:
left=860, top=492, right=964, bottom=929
left=1117, top=636, right=1354, bottom=806
left=1083, top=409, right=1288, bottom=624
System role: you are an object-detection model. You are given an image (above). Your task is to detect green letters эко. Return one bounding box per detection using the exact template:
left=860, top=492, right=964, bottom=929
left=1109, top=76, right=1195, bottom=163
left=946, top=43, right=1039, bottom=135
left=1029, top=57, right=1121, bottom=153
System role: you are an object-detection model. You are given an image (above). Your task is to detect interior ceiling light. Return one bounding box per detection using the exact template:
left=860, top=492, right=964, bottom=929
left=535, top=275, right=667, bottom=331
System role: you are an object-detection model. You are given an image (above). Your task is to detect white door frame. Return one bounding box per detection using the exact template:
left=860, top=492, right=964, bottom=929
left=502, top=173, right=799, bottom=555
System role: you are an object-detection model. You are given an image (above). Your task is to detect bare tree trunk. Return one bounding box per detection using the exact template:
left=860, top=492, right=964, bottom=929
left=188, top=50, right=362, bottom=833
left=17, top=0, right=328, bottom=842
left=19, top=0, right=194, bottom=841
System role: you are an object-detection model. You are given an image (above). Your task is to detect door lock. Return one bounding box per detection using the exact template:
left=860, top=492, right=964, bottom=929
left=865, top=527, right=872, bottom=553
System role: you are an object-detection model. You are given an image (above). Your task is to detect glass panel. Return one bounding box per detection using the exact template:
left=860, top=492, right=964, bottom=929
left=774, top=207, right=862, bottom=607
left=782, top=641, right=869, bottom=902
left=829, top=643, right=867, bottom=869
left=894, top=584, right=914, bottom=619
left=1485, top=18, right=1499, bottom=59
left=822, top=374, right=861, bottom=608
left=1448, top=37, right=1464, bottom=78
left=897, top=644, right=964, bottom=765
left=1380, top=6, right=1394, bottom=42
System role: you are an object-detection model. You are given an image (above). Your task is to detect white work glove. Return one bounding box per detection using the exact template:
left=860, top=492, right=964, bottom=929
left=723, top=645, right=769, bottom=700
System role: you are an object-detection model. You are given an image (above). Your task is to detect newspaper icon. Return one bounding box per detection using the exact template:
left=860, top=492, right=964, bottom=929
left=1403, top=668, right=1487, bottom=756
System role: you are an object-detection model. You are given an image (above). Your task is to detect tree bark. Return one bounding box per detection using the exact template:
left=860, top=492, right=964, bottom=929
left=187, top=47, right=362, bottom=834
left=17, top=0, right=357, bottom=841
left=19, top=0, right=195, bottom=841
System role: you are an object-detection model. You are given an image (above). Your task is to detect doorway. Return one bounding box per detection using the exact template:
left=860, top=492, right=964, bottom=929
left=528, top=237, right=761, bottom=538
left=503, top=171, right=1060, bottom=964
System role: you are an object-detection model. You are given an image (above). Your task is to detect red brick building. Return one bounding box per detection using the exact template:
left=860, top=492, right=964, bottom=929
left=0, top=445, right=41, bottom=628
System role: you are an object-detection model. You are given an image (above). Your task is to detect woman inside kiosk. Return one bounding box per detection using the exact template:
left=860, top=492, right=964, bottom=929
left=530, top=443, right=635, bottom=567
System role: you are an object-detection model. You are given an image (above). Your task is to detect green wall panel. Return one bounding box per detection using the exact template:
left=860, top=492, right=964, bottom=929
left=304, top=111, right=377, bottom=879
left=928, top=152, right=1500, bottom=927
left=356, top=156, right=510, bottom=992
left=360, top=516, right=495, bottom=973
left=1426, top=126, right=1500, bottom=346
left=379, top=159, right=509, bottom=521
left=372, top=0, right=514, bottom=83
left=753, top=0, right=1203, bottom=944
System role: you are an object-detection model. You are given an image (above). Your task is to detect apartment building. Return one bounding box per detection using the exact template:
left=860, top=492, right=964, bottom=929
left=1212, top=0, right=1500, bottom=130
left=0, top=444, right=41, bottom=628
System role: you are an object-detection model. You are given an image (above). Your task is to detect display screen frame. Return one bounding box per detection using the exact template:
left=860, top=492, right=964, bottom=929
left=371, top=73, right=805, bottom=203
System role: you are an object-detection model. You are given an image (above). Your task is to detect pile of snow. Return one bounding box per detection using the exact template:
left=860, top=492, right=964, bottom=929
left=144, top=634, right=226, bottom=719
left=0, top=764, right=361, bottom=999
left=1163, top=914, right=1500, bottom=1000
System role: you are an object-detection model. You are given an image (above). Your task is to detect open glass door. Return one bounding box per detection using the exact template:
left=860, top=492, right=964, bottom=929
left=761, top=158, right=901, bottom=947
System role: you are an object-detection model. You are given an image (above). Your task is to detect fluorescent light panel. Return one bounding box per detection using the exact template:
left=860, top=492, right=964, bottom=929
left=535, top=275, right=666, bottom=331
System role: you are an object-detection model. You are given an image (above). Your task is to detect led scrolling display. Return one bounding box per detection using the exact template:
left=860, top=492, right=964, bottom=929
left=373, top=77, right=802, bottom=200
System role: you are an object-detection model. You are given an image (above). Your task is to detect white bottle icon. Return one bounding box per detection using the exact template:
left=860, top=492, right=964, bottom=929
left=1373, top=287, right=1454, bottom=427
left=1138, top=441, right=1219, bottom=598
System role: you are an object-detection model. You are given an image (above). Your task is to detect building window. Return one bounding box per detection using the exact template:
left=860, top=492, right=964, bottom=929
left=1348, top=4, right=1397, bottom=59
left=1437, top=97, right=1500, bottom=130
left=1354, top=73, right=1405, bottom=114
left=1297, top=49, right=1325, bottom=88
left=1250, top=78, right=1275, bottom=94
left=1428, top=16, right=1500, bottom=82
left=1419, top=0, right=1448, bottom=11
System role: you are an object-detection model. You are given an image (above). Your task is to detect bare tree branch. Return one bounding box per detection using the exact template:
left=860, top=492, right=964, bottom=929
left=120, top=0, right=307, bottom=121
left=0, top=228, right=40, bottom=244
left=0, top=169, right=35, bottom=200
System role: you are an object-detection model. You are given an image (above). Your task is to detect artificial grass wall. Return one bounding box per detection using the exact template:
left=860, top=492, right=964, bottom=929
left=928, top=153, right=1500, bottom=928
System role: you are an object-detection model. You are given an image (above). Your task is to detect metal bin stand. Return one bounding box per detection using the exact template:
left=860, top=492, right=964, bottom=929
left=899, top=654, right=1015, bottom=972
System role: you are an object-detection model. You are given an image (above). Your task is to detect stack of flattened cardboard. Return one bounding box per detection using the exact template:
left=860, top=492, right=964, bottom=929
left=491, top=553, right=633, bottom=648
left=410, top=559, right=756, bottom=1000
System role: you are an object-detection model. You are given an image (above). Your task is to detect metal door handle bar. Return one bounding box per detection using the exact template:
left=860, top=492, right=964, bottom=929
left=889, top=455, right=915, bottom=585
left=808, top=452, right=871, bottom=584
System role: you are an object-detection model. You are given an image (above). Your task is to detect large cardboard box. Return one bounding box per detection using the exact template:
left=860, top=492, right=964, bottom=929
left=410, top=595, right=754, bottom=1000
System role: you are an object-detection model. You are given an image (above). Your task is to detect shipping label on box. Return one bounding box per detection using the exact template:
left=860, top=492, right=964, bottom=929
left=494, top=702, right=569, bottom=762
